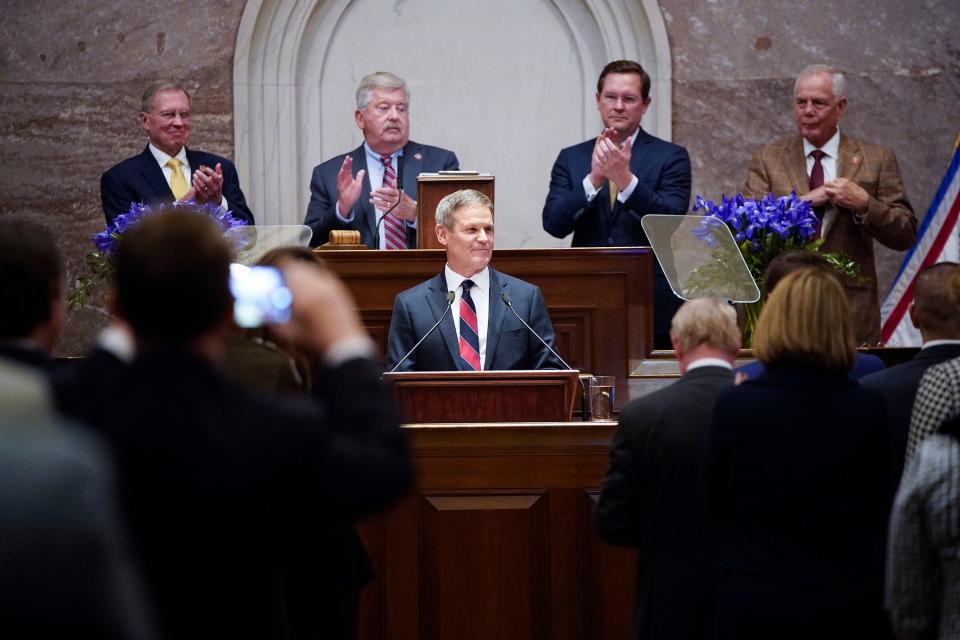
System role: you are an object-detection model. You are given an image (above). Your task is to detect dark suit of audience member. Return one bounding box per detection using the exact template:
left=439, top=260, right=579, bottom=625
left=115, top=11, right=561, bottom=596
left=0, top=358, right=156, bottom=640
left=0, top=218, right=67, bottom=374
left=542, top=60, right=690, bottom=349
left=596, top=299, right=739, bottom=640
left=704, top=268, right=893, bottom=640
left=55, top=210, right=411, bottom=640
left=861, top=262, right=960, bottom=480
left=304, top=71, right=457, bottom=248
left=100, top=80, right=254, bottom=225
left=387, top=189, right=563, bottom=372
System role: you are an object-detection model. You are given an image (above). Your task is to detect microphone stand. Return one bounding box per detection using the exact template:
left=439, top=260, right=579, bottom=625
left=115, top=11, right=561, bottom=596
left=389, top=291, right=455, bottom=373
left=500, top=293, right=590, bottom=421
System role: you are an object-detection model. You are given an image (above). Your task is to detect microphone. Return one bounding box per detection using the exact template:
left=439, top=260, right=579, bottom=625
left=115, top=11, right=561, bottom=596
left=375, top=154, right=406, bottom=249
left=501, top=292, right=590, bottom=420
left=389, top=291, right=455, bottom=373
left=500, top=292, right=575, bottom=371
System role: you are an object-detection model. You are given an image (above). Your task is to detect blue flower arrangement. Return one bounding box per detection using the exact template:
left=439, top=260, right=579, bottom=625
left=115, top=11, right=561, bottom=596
left=691, top=192, right=858, bottom=343
left=71, top=200, right=248, bottom=308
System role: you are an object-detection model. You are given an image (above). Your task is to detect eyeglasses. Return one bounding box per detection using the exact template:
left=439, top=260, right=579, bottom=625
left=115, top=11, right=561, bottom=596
left=156, top=110, right=191, bottom=121
left=600, top=93, right=643, bottom=107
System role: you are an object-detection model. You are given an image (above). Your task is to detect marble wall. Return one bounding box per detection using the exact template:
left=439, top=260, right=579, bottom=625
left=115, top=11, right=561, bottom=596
left=2, top=0, right=957, bottom=354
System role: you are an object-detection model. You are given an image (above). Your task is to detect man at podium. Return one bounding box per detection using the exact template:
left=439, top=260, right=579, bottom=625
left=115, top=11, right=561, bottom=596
left=387, top=189, right=564, bottom=372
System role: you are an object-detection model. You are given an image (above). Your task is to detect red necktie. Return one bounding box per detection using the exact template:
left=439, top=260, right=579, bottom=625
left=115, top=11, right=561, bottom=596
left=380, top=154, right=407, bottom=250
left=809, top=149, right=826, bottom=235
left=458, top=280, right=481, bottom=371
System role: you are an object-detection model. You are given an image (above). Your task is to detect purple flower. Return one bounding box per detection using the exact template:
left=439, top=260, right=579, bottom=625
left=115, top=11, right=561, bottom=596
left=91, top=200, right=248, bottom=260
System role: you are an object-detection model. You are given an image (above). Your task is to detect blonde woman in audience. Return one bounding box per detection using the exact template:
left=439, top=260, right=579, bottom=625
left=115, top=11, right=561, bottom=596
left=703, top=268, right=893, bottom=640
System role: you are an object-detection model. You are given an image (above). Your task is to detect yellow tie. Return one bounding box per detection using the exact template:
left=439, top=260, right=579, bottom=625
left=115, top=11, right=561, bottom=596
left=166, top=157, right=189, bottom=200
left=608, top=180, right=618, bottom=208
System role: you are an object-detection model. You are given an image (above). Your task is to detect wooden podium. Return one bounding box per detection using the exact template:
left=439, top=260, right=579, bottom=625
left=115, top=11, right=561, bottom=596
left=383, top=370, right=580, bottom=423
left=416, top=174, right=494, bottom=249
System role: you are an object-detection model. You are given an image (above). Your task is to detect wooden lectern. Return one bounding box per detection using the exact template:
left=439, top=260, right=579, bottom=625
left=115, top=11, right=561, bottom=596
left=416, top=173, right=494, bottom=249
left=383, top=369, right=579, bottom=423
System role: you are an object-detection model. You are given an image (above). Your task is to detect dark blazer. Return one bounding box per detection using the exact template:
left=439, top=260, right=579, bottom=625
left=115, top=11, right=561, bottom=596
left=0, top=357, right=156, bottom=639
left=542, top=128, right=691, bottom=348
left=304, top=140, right=459, bottom=248
left=100, top=145, right=255, bottom=225
left=743, top=134, right=917, bottom=344
left=596, top=365, right=734, bottom=640
left=860, top=343, right=960, bottom=480
left=387, top=268, right=564, bottom=372
left=542, top=127, right=691, bottom=247
left=54, top=349, right=411, bottom=640
left=703, top=364, right=893, bottom=639
left=735, top=351, right=886, bottom=382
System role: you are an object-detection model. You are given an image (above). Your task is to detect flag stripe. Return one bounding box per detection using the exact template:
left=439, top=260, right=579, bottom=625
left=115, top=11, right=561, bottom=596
left=880, top=143, right=960, bottom=344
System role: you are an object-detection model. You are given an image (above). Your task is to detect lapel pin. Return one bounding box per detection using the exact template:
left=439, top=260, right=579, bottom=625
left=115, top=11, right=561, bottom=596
left=852, top=156, right=860, bottom=165
left=414, top=153, right=423, bottom=160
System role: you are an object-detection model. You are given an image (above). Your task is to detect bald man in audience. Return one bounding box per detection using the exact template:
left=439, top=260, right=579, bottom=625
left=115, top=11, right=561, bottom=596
left=595, top=298, right=739, bottom=640
left=861, top=262, right=960, bottom=480
left=743, top=64, right=917, bottom=345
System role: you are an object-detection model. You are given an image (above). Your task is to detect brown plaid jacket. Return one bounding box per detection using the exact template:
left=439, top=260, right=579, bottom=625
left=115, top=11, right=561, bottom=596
left=743, top=133, right=917, bottom=345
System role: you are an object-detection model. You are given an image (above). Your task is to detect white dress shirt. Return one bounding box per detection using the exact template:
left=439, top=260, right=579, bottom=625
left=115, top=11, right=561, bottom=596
left=444, top=264, right=490, bottom=370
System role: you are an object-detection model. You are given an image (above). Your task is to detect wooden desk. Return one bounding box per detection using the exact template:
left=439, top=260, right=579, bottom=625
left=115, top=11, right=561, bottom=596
left=357, top=421, right=636, bottom=640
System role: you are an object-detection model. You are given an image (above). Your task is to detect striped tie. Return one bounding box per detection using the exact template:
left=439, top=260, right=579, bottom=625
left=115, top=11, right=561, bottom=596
left=380, top=154, right=407, bottom=250
left=458, top=279, right=481, bottom=371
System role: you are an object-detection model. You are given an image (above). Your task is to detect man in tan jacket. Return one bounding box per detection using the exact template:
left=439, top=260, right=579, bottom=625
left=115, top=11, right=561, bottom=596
left=743, top=64, right=917, bottom=344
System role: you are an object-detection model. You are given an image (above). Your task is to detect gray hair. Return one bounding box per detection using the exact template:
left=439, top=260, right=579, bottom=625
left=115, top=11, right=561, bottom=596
left=795, top=64, right=847, bottom=100
left=670, top=298, right=740, bottom=355
left=140, top=80, right=190, bottom=113
left=355, top=71, right=409, bottom=110
left=435, top=189, right=493, bottom=227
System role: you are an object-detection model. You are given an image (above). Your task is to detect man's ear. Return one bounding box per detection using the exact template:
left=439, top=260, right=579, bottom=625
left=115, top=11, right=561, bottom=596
left=435, top=224, right=449, bottom=247
left=908, top=301, right=920, bottom=330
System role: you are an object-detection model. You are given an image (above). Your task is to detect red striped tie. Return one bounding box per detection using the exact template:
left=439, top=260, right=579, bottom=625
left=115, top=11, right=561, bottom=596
left=458, top=280, right=482, bottom=371
left=380, top=154, right=407, bottom=250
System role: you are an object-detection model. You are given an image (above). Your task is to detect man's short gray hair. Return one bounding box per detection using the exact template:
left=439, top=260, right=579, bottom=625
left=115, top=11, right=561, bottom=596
left=435, top=189, right=493, bottom=228
left=670, top=298, right=740, bottom=355
left=141, top=80, right=190, bottom=113
left=356, top=71, right=409, bottom=110
left=795, top=64, right=847, bottom=100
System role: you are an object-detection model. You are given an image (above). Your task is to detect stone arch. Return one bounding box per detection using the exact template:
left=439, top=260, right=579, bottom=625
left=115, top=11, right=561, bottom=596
left=234, top=0, right=672, bottom=245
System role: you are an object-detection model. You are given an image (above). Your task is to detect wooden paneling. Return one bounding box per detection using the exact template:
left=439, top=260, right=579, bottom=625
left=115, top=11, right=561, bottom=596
left=356, top=423, right=637, bottom=640
left=384, top=370, right=579, bottom=423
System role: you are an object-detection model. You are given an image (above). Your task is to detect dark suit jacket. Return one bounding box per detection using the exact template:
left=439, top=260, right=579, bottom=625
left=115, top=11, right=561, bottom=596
left=704, top=364, right=893, bottom=638
left=304, top=140, right=459, bottom=248
left=595, top=365, right=734, bottom=640
left=54, top=349, right=411, bottom=640
left=387, top=268, right=564, bottom=372
left=743, top=134, right=917, bottom=344
left=860, top=343, right=960, bottom=480
left=542, top=127, right=691, bottom=247
left=542, top=128, right=691, bottom=348
left=100, top=145, right=255, bottom=225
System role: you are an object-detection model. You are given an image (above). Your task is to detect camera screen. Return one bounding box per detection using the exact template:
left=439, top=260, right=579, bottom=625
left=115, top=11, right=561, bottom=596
left=229, top=264, right=293, bottom=328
